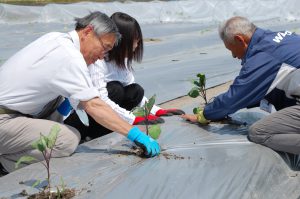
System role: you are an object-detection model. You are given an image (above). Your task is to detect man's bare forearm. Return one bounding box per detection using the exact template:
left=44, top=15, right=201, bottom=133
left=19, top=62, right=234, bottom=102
left=81, top=98, right=132, bottom=136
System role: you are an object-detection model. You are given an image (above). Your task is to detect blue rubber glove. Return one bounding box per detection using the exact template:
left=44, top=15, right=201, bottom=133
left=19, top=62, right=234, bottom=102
left=127, top=127, right=160, bottom=157
left=57, top=98, right=72, bottom=116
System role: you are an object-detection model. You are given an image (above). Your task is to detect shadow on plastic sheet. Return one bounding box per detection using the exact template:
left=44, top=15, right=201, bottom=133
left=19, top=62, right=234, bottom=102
left=198, top=111, right=267, bottom=136
left=9, top=179, right=48, bottom=199
left=277, top=151, right=300, bottom=171
left=75, top=144, right=138, bottom=156
left=193, top=110, right=300, bottom=171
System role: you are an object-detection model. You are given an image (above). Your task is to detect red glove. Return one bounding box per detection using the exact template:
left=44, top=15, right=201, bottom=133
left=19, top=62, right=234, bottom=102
left=133, top=115, right=165, bottom=125
left=155, top=109, right=185, bottom=117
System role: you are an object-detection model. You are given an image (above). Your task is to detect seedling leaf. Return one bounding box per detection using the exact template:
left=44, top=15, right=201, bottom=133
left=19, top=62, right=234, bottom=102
left=132, top=107, right=145, bottom=117
left=193, top=80, right=200, bottom=87
left=32, top=180, right=41, bottom=188
left=60, top=177, right=66, bottom=192
left=188, top=87, right=200, bottom=98
left=146, top=95, right=156, bottom=115
left=193, top=107, right=201, bottom=114
left=47, top=124, right=60, bottom=148
left=57, top=187, right=61, bottom=199
left=197, top=73, right=206, bottom=87
left=32, top=134, right=48, bottom=152
left=148, top=125, right=161, bottom=140
left=15, top=156, right=37, bottom=168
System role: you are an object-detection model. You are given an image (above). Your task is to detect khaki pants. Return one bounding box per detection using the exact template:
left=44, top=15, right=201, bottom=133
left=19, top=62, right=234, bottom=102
left=0, top=113, right=80, bottom=172
left=248, top=105, right=300, bottom=154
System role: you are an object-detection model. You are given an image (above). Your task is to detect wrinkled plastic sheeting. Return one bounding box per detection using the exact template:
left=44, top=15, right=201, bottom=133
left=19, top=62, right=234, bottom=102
left=0, top=110, right=300, bottom=199
left=2, top=1, right=300, bottom=104
left=1, top=0, right=300, bottom=25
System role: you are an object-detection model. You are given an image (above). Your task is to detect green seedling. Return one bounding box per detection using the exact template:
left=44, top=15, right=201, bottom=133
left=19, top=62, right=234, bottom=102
left=148, top=125, right=161, bottom=140
left=188, top=73, right=208, bottom=115
left=193, top=107, right=201, bottom=114
left=132, top=95, right=161, bottom=140
left=15, top=124, right=60, bottom=194
left=188, top=73, right=208, bottom=104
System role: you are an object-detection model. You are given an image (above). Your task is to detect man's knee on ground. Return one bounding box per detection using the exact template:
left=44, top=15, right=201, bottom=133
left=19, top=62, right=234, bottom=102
left=248, top=123, right=270, bottom=144
left=52, top=125, right=80, bottom=157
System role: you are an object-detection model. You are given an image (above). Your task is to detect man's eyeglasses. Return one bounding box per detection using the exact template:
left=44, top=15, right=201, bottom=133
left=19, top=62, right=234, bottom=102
left=97, top=35, right=113, bottom=53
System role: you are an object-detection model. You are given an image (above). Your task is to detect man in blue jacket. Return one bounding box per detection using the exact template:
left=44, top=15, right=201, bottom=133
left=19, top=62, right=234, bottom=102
left=182, top=16, right=300, bottom=155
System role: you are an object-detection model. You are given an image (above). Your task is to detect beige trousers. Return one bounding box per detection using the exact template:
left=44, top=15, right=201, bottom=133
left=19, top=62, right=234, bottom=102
left=249, top=105, right=300, bottom=154
left=0, top=113, right=80, bottom=172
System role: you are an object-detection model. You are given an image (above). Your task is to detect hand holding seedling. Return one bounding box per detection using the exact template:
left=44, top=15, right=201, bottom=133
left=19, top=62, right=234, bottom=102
left=127, top=127, right=160, bottom=157
left=181, top=107, right=209, bottom=124
left=130, top=95, right=162, bottom=156
left=181, top=73, right=210, bottom=124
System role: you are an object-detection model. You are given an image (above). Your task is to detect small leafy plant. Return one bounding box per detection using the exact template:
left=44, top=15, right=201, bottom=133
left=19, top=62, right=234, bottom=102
left=15, top=125, right=75, bottom=198
left=188, top=73, right=208, bottom=104
left=188, top=73, right=208, bottom=114
left=131, top=95, right=161, bottom=140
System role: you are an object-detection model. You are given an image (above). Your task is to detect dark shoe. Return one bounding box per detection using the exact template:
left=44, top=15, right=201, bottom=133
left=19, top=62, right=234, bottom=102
left=0, top=162, right=8, bottom=177
left=79, top=136, right=93, bottom=144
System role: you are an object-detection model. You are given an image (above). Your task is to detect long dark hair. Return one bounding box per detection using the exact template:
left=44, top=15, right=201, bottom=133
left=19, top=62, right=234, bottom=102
left=107, top=12, right=143, bottom=70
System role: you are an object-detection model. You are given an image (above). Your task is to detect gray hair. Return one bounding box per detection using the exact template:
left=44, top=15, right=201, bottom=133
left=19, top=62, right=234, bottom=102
left=75, top=11, right=121, bottom=43
left=219, top=16, right=256, bottom=43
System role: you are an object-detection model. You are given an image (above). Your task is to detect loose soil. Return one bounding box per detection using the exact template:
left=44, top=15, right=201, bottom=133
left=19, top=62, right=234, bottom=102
left=19, top=188, right=76, bottom=199
left=161, top=152, right=186, bottom=160
left=131, top=145, right=144, bottom=157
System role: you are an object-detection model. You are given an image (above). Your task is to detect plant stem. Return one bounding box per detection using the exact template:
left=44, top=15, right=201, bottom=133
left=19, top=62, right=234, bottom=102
left=202, top=91, right=208, bottom=104
left=200, top=86, right=208, bottom=105
left=47, top=137, right=57, bottom=194
left=145, top=108, right=149, bottom=135
left=42, top=150, right=51, bottom=193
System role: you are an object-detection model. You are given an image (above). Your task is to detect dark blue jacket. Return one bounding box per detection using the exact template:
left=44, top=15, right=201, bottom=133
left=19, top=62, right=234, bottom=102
left=204, top=28, right=300, bottom=120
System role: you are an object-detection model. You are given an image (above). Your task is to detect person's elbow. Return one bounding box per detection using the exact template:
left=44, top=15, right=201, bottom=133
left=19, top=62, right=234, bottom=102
left=80, top=97, right=107, bottom=115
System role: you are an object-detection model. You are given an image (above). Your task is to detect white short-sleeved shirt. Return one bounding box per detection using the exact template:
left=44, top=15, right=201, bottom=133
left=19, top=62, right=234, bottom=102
left=0, top=30, right=99, bottom=116
left=89, top=59, right=160, bottom=124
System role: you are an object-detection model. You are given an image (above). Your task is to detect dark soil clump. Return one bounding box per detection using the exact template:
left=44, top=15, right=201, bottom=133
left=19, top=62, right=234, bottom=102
left=131, top=145, right=144, bottom=157
left=27, top=188, right=75, bottom=199
left=161, top=152, right=185, bottom=160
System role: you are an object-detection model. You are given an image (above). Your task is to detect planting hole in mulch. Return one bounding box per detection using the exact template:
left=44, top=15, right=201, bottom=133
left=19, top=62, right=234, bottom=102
left=19, top=188, right=75, bottom=199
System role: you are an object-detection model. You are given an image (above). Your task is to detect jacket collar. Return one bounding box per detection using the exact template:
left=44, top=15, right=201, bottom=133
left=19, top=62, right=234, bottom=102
left=241, top=28, right=265, bottom=65
left=68, top=30, right=80, bottom=51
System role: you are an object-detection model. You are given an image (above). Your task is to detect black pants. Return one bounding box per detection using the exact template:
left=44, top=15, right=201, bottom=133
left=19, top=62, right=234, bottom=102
left=64, top=81, right=144, bottom=141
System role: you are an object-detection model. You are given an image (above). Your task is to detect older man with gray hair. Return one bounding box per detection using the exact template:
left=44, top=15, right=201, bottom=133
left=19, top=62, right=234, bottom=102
left=182, top=16, right=300, bottom=157
left=0, top=11, right=160, bottom=175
